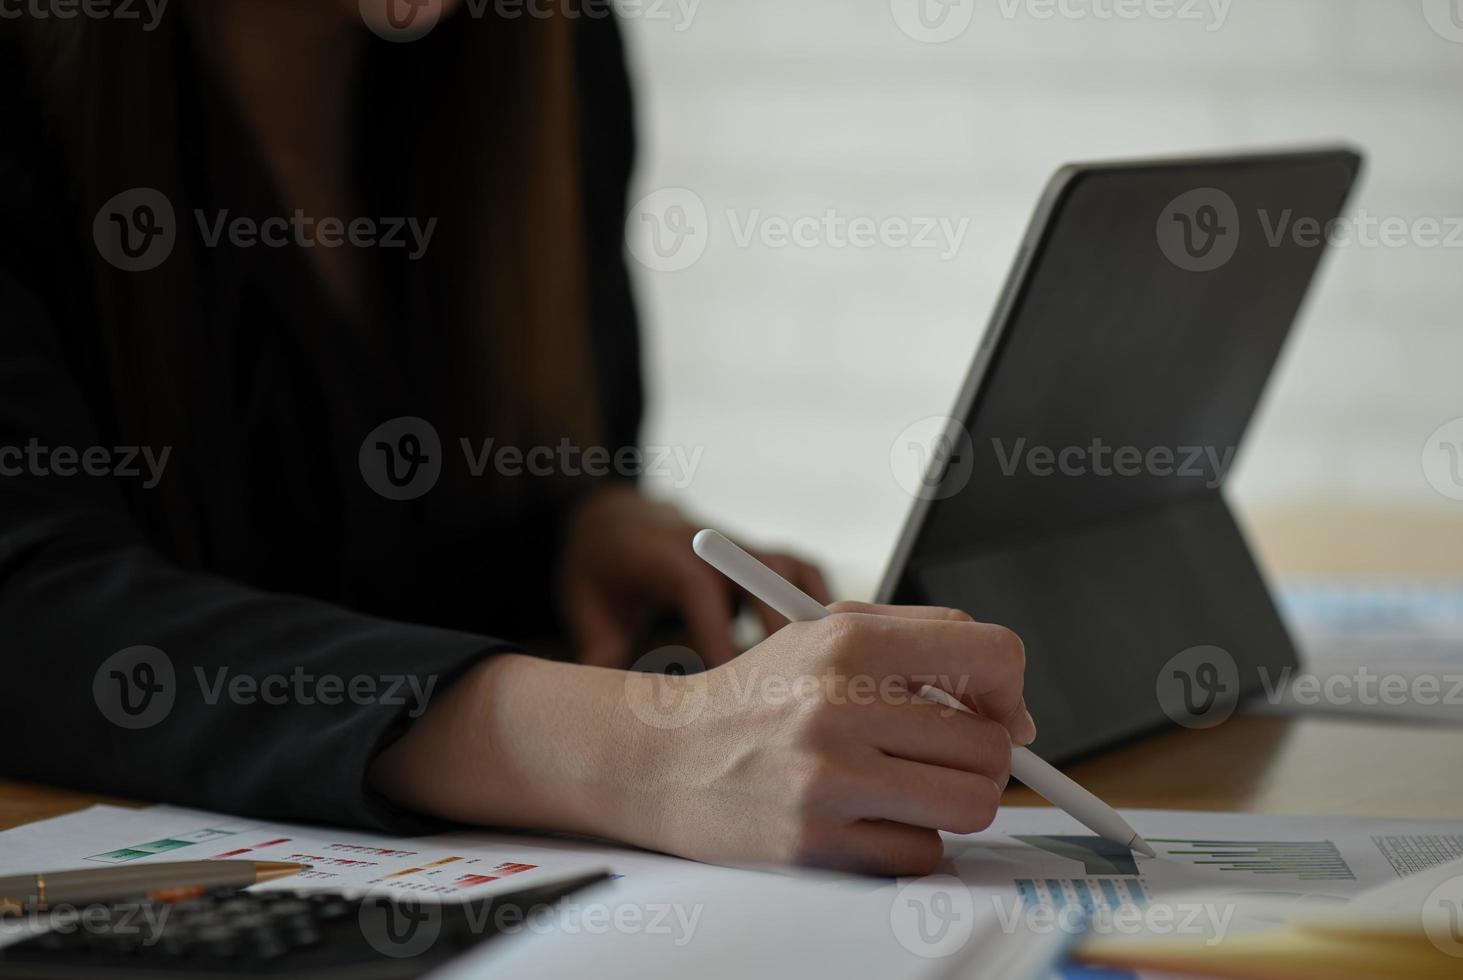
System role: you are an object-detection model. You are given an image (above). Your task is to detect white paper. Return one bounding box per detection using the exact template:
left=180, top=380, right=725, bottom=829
left=4, top=804, right=1460, bottom=979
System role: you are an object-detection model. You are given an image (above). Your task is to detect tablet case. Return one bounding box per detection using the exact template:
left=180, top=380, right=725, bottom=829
left=879, top=148, right=1364, bottom=762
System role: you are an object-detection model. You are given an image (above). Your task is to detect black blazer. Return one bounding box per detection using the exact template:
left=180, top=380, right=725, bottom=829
left=0, top=16, right=642, bottom=830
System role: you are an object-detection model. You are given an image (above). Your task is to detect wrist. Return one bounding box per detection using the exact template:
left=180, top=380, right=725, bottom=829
left=369, top=653, right=671, bottom=846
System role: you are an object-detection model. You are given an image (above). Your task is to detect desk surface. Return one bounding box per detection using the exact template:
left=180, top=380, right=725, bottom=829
left=3, top=713, right=1459, bottom=834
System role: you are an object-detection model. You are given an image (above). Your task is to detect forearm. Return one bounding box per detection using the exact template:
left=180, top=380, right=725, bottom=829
left=368, top=654, right=667, bottom=846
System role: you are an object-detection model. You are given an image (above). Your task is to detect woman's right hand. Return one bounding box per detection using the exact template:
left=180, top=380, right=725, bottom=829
left=626, top=602, right=1035, bottom=874
left=370, top=602, right=1034, bottom=877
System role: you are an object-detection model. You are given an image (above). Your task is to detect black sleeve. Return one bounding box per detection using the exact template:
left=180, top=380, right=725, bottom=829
left=577, top=11, right=644, bottom=456
left=0, top=266, right=507, bottom=832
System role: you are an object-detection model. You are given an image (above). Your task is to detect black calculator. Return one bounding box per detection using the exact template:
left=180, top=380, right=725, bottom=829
left=0, top=871, right=609, bottom=978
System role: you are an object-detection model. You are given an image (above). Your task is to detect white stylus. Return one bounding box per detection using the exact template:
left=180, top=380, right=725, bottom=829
left=693, top=528, right=1156, bottom=859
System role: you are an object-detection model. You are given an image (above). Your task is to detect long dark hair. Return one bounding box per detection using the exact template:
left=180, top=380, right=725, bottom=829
left=12, top=5, right=599, bottom=559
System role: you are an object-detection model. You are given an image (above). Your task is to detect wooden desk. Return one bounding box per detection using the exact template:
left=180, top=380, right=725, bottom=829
left=2, top=713, right=1459, bottom=834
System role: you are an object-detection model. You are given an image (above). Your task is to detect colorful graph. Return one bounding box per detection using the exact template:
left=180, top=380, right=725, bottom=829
left=1015, top=877, right=1150, bottom=912
left=87, top=825, right=250, bottom=864
left=1148, top=839, right=1355, bottom=880
left=1012, top=835, right=1140, bottom=876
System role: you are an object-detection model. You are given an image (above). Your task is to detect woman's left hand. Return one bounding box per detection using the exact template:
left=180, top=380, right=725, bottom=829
left=558, top=485, right=832, bottom=668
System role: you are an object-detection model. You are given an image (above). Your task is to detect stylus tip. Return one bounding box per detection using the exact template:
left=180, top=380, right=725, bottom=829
left=1131, top=836, right=1157, bottom=859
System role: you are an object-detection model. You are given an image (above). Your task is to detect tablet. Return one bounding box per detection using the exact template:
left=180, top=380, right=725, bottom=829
left=877, top=147, right=1363, bottom=761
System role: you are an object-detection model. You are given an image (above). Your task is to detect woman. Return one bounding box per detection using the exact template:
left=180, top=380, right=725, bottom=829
left=0, top=0, right=1033, bottom=875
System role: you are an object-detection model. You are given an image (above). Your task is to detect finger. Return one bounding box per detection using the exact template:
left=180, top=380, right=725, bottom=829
left=667, top=561, right=740, bottom=668
left=793, top=560, right=833, bottom=605
left=861, top=698, right=1012, bottom=784
left=567, top=584, right=631, bottom=669
left=827, top=602, right=975, bottom=622
left=806, top=820, right=945, bottom=877
left=849, top=755, right=1002, bottom=837
left=1008, top=697, right=1037, bottom=746
left=835, top=614, right=1027, bottom=736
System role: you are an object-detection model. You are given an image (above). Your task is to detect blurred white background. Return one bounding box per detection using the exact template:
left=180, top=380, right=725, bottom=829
left=617, top=0, right=1463, bottom=593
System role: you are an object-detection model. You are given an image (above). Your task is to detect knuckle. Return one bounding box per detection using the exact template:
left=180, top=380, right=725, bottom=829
left=819, top=612, right=872, bottom=662
left=789, top=821, right=836, bottom=867
left=947, top=778, right=1001, bottom=835
left=904, top=831, right=946, bottom=876
left=826, top=600, right=870, bottom=616
left=788, top=688, right=838, bottom=741
left=984, top=624, right=1026, bottom=673
left=795, top=759, right=847, bottom=817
